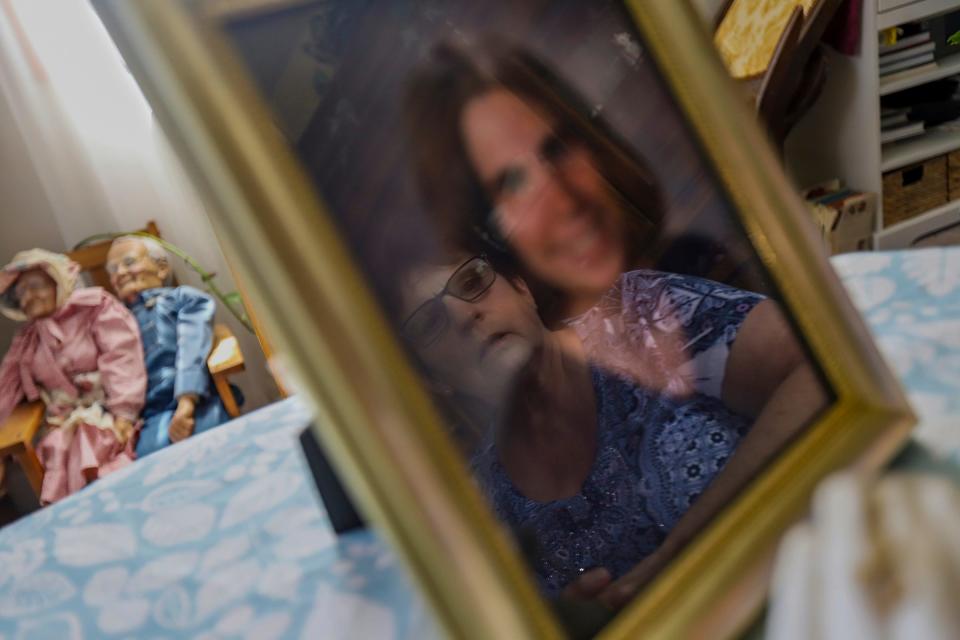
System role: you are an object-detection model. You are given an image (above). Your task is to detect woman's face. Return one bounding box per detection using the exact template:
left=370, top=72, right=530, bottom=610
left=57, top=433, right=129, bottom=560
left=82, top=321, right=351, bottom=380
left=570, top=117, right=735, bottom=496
left=15, top=269, right=57, bottom=319
left=460, top=89, right=627, bottom=310
left=401, top=257, right=545, bottom=404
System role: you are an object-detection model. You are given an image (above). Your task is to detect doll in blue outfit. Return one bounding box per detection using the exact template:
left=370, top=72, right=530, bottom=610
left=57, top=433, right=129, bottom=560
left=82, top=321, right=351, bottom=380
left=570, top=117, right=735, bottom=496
left=105, top=236, right=233, bottom=457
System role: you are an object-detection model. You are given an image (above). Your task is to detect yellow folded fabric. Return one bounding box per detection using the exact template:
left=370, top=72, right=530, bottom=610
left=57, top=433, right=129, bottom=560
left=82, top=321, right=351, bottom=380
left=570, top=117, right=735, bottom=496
left=715, top=0, right=817, bottom=79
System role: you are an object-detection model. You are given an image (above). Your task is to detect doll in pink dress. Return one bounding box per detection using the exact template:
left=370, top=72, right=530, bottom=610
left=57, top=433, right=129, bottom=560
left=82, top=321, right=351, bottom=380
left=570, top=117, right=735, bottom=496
left=0, top=249, right=147, bottom=504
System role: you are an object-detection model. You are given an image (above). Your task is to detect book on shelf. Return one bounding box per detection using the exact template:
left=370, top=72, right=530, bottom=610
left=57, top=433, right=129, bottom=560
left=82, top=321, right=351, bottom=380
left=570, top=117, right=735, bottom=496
left=880, top=61, right=940, bottom=86
left=880, top=52, right=936, bottom=76
left=878, top=31, right=931, bottom=55
left=801, top=179, right=842, bottom=201
left=879, top=41, right=936, bottom=65
left=880, top=121, right=925, bottom=144
left=881, top=106, right=910, bottom=117
left=814, top=188, right=855, bottom=205
left=881, top=112, right=910, bottom=128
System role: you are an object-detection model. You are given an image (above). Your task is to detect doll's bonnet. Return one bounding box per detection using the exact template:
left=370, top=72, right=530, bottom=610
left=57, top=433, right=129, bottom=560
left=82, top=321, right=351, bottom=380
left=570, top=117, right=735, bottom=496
left=0, top=249, right=81, bottom=321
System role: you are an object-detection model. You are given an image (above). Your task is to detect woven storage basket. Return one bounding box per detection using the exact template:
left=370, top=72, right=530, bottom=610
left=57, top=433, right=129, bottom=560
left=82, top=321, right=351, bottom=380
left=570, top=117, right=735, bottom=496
left=883, top=155, right=948, bottom=226
left=948, top=151, right=960, bottom=201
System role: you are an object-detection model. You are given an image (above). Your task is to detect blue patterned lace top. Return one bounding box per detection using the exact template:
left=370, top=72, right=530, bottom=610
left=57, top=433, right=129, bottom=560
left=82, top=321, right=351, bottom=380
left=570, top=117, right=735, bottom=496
left=570, top=270, right=766, bottom=400
left=472, top=271, right=764, bottom=597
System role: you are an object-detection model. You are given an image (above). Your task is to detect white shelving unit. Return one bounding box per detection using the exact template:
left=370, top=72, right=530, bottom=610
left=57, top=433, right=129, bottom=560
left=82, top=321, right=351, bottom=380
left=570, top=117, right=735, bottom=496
left=785, top=0, right=960, bottom=248
left=881, top=125, right=960, bottom=171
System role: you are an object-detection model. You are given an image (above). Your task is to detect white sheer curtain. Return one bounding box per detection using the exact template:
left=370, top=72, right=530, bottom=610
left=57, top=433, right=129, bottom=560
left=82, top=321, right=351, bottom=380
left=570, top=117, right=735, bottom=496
left=0, top=0, right=116, bottom=246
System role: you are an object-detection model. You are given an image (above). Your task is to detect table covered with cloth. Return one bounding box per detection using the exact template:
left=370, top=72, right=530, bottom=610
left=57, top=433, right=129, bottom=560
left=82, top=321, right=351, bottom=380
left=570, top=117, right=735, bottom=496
left=1, top=247, right=959, bottom=639
left=0, top=399, right=440, bottom=639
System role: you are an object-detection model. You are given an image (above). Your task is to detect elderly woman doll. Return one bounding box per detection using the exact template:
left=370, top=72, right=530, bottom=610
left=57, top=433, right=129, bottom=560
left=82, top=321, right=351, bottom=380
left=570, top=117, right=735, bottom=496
left=0, top=249, right=146, bottom=504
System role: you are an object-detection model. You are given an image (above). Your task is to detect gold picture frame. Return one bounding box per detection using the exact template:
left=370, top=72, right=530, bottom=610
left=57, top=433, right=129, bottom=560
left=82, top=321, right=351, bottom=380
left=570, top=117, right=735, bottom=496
left=92, top=1, right=915, bottom=638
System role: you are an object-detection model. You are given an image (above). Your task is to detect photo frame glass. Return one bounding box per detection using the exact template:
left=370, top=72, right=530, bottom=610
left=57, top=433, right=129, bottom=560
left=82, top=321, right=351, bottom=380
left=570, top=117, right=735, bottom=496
left=210, top=0, right=833, bottom=630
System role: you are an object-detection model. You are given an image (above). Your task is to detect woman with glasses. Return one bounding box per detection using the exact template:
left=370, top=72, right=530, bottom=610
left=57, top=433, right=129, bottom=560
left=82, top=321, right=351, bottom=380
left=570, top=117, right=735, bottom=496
left=402, top=38, right=827, bottom=607
left=400, top=253, right=758, bottom=605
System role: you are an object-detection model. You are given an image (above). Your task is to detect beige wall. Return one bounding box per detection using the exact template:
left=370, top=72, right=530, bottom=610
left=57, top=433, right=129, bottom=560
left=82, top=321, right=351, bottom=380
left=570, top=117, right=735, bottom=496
left=0, top=88, right=61, bottom=349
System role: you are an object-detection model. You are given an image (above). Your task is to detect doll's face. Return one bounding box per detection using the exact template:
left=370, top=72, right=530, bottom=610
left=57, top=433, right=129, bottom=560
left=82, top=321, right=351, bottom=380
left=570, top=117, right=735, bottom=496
left=106, top=239, right=170, bottom=303
left=15, top=269, right=57, bottom=319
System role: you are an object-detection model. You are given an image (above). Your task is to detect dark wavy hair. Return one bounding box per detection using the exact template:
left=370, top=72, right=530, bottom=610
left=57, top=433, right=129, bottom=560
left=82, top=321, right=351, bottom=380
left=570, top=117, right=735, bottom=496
left=403, top=37, right=665, bottom=321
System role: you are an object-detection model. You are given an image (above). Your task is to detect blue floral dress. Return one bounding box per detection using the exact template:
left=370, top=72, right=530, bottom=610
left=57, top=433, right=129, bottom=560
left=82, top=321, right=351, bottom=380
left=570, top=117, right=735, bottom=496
left=571, top=270, right=766, bottom=401
left=471, top=271, right=764, bottom=597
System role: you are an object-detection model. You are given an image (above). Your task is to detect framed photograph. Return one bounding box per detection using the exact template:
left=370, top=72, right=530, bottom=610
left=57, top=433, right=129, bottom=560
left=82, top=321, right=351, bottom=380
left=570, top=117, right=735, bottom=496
left=93, top=1, right=915, bottom=637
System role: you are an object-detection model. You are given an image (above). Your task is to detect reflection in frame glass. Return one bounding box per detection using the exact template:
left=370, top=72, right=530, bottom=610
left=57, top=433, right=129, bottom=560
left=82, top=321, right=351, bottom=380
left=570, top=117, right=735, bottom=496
left=92, top=1, right=915, bottom=638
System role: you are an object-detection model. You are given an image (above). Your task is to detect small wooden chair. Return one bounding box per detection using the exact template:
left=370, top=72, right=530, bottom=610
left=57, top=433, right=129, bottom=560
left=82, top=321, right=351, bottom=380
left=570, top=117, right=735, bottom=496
left=0, top=221, right=245, bottom=499
left=0, top=403, right=45, bottom=496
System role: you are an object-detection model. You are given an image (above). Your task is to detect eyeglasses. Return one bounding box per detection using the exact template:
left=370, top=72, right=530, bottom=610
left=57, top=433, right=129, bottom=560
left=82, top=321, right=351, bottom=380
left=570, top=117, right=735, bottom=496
left=402, top=256, right=496, bottom=348
left=105, top=254, right=142, bottom=275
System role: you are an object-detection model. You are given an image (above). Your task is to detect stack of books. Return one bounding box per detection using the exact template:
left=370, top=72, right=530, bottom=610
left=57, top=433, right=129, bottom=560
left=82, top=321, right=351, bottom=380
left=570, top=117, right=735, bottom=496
left=881, top=106, right=925, bottom=144
left=803, top=181, right=877, bottom=254
left=879, top=31, right=938, bottom=83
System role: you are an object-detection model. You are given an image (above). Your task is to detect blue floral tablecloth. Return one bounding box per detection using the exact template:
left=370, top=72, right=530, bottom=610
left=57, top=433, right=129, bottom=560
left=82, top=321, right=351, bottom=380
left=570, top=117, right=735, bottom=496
left=832, top=248, right=960, bottom=462
left=1, top=247, right=958, bottom=640
left=0, top=400, right=440, bottom=640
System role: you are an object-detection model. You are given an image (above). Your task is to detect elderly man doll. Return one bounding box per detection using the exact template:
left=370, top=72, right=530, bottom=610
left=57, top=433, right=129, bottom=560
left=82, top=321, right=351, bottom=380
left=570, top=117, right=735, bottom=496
left=106, top=236, right=232, bottom=457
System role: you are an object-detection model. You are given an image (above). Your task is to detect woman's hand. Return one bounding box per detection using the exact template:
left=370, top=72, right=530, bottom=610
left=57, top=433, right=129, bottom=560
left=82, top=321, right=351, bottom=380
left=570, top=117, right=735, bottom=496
left=556, top=567, right=618, bottom=637
left=594, top=543, right=678, bottom=610
left=557, top=556, right=673, bottom=611
left=169, top=395, right=197, bottom=442
left=560, top=567, right=613, bottom=603
left=594, top=356, right=828, bottom=611
left=554, top=562, right=663, bottom=626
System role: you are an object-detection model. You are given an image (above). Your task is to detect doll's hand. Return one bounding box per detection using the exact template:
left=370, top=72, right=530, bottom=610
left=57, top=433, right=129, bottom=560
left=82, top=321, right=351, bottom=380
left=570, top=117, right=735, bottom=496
left=114, top=417, right=135, bottom=443
left=169, top=395, right=197, bottom=443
